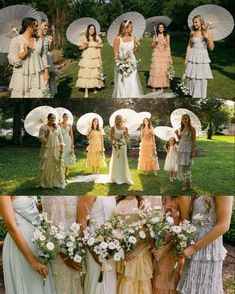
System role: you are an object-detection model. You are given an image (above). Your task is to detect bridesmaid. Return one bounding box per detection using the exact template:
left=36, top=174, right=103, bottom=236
left=114, top=196, right=152, bottom=294
left=177, top=196, right=233, bottom=294
left=76, top=24, right=104, bottom=97
left=109, top=115, right=133, bottom=185
left=0, top=196, right=56, bottom=293
left=41, top=196, right=83, bottom=294
left=59, top=113, right=75, bottom=178
left=86, top=118, right=106, bottom=174
left=39, top=113, right=66, bottom=189
left=148, top=22, right=172, bottom=92
left=175, top=114, right=196, bottom=191
left=152, top=196, right=191, bottom=294
left=38, top=19, right=58, bottom=97
left=185, top=15, right=214, bottom=98
left=138, top=118, right=159, bottom=176
left=77, top=196, right=117, bottom=294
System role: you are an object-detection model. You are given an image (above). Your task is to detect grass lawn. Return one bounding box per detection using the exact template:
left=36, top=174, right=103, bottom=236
left=57, top=36, right=235, bottom=99
left=0, top=136, right=234, bottom=196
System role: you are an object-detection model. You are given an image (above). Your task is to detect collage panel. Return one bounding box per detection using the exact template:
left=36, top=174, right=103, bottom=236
left=0, top=195, right=234, bottom=294
left=0, top=98, right=234, bottom=196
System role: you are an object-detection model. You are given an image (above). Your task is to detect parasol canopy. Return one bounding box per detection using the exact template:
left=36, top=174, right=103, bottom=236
left=188, top=4, right=234, bottom=41
left=138, top=111, right=151, bottom=122
left=24, top=106, right=57, bottom=137
left=154, top=126, right=178, bottom=141
left=66, top=17, right=100, bottom=46
left=38, top=11, right=48, bottom=24
left=76, top=112, right=103, bottom=136
left=55, top=107, right=74, bottom=125
left=107, top=11, right=146, bottom=46
left=145, top=16, right=172, bottom=34
left=170, top=108, right=202, bottom=136
left=109, top=108, right=140, bottom=133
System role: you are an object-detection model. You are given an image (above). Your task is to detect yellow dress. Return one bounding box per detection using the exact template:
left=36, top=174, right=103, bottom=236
left=76, top=35, right=104, bottom=89
left=86, top=128, right=106, bottom=169
left=114, top=198, right=153, bottom=294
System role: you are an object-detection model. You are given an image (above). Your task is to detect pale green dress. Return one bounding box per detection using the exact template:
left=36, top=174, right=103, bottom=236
left=3, top=196, right=56, bottom=294
left=109, top=127, right=133, bottom=184
left=61, top=125, right=73, bottom=168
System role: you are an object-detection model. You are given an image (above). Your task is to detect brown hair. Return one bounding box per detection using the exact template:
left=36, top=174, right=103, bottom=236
left=191, top=15, right=207, bottom=39
left=19, top=17, right=38, bottom=34
left=118, top=20, right=133, bottom=37
left=156, top=22, right=168, bottom=37
left=191, top=196, right=215, bottom=215
left=114, top=115, right=124, bottom=127
left=141, top=118, right=152, bottom=129
left=91, top=118, right=100, bottom=131
left=116, top=196, right=143, bottom=208
left=180, top=114, right=194, bottom=133
left=86, top=24, right=98, bottom=42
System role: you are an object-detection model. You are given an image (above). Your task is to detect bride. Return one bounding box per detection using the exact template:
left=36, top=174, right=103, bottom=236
left=77, top=196, right=117, bottom=294
left=112, top=20, right=143, bottom=98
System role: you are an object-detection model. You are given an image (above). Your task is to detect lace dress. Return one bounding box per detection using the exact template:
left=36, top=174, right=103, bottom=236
left=185, top=37, right=213, bottom=98
left=41, top=196, right=83, bottom=294
left=61, top=125, right=74, bottom=168
left=177, top=196, right=227, bottom=294
left=3, top=196, right=56, bottom=294
left=8, top=35, right=48, bottom=98
left=164, top=145, right=178, bottom=172
left=112, top=37, right=143, bottom=98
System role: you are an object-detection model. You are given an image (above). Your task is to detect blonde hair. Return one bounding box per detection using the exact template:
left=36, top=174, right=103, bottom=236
left=118, top=20, right=133, bottom=37
left=114, top=115, right=124, bottom=126
left=191, top=15, right=207, bottom=39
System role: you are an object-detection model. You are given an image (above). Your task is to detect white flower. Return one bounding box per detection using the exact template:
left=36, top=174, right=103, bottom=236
left=150, top=230, right=155, bottom=238
left=154, top=205, right=162, bottom=210
left=69, top=235, right=76, bottom=242
left=128, top=236, right=137, bottom=244
left=73, top=255, right=82, bottom=263
left=108, top=242, right=116, bottom=250
left=87, top=238, right=95, bottom=247
left=55, top=232, right=65, bottom=240
left=99, top=242, right=108, bottom=249
left=166, top=216, right=174, bottom=225
left=66, top=241, right=74, bottom=248
left=112, top=230, right=123, bottom=240
left=39, top=235, right=46, bottom=241
left=46, top=242, right=55, bottom=251
left=172, top=226, right=182, bottom=234
left=68, top=247, right=74, bottom=253
left=128, top=229, right=135, bottom=234
left=114, top=252, right=122, bottom=261
left=150, top=217, right=161, bottom=224
left=139, top=231, right=146, bottom=239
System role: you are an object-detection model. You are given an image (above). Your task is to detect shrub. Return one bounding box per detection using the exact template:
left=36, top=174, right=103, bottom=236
left=0, top=64, right=12, bottom=86
left=224, top=207, right=235, bottom=245
left=0, top=218, right=7, bottom=241
left=63, top=42, right=81, bottom=60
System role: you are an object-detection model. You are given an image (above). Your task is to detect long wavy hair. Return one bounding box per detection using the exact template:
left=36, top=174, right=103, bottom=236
left=156, top=22, right=168, bottom=37
left=141, top=118, right=152, bottom=129
left=118, top=20, right=133, bottom=37
left=114, top=115, right=124, bottom=127
left=180, top=114, right=194, bottom=133
left=116, top=196, right=143, bottom=208
left=165, top=136, right=177, bottom=150
left=191, top=15, right=207, bottom=39
left=191, top=196, right=215, bottom=215
left=19, top=17, right=38, bottom=34
left=86, top=24, right=98, bottom=42
left=91, top=118, right=100, bottom=131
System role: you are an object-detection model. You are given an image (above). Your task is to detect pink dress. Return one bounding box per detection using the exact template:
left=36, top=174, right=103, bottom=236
left=148, top=34, right=172, bottom=88
left=152, top=197, right=181, bottom=294
left=138, top=127, right=160, bottom=171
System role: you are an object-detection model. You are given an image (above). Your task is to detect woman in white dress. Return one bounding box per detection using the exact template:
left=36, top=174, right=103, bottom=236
left=109, top=115, right=133, bottom=185
left=41, top=196, right=83, bottom=294
left=77, top=196, right=117, bottom=294
left=112, top=20, right=143, bottom=98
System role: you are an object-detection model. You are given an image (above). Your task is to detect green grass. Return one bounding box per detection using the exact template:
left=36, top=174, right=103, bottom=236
left=57, top=36, right=235, bottom=99
left=0, top=136, right=234, bottom=196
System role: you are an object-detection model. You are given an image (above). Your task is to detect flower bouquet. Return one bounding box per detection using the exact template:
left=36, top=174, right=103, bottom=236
left=112, top=138, right=126, bottom=158
left=69, top=149, right=76, bottom=165
left=32, top=213, right=60, bottom=285
left=177, top=73, right=190, bottom=95
left=116, top=50, right=137, bottom=81
left=42, top=82, right=53, bottom=98
left=56, top=154, right=65, bottom=173
left=83, top=219, right=124, bottom=283
left=166, top=64, right=175, bottom=80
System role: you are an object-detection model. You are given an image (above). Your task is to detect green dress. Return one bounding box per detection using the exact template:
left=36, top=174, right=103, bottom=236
left=3, top=196, right=56, bottom=294
left=61, top=125, right=73, bottom=168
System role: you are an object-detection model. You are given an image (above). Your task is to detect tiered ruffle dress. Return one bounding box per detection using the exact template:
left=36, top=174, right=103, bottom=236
left=8, top=35, right=49, bottom=98
left=86, top=128, right=106, bottom=170
left=177, top=196, right=227, bottom=294
left=39, top=124, right=65, bottom=188
left=138, top=127, right=160, bottom=171
left=164, top=145, right=178, bottom=172
left=148, top=34, right=172, bottom=88
left=61, top=125, right=74, bottom=168
left=76, top=35, right=104, bottom=89
left=114, top=198, right=153, bottom=294
left=185, top=37, right=213, bottom=98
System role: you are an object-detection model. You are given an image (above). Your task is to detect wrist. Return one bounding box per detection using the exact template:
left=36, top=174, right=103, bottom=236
left=191, top=243, right=198, bottom=252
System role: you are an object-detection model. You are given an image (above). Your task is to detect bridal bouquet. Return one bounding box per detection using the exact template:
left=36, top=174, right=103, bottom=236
left=116, top=50, right=137, bottom=81
left=168, top=219, right=197, bottom=279
left=112, top=138, right=126, bottom=158
left=56, top=154, right=65, bottom=172
left=69, top=149, right=76, bottom=165
left=166, top=64, right=175, bottom=80
left=177, top=73, right=190, bottom=95
left=83, top=219, right=124, bottom=282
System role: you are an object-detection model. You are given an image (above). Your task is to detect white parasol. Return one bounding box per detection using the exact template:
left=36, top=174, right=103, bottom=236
left=154, top=126, right=178, bottom=141
left=55, top=107, right=74, bottom=125
left=145, top=16, right=172, bottom=34
left=109, top=108, right=140, bottom=133
left=138, top=111, right=151, bottom=122
left=0, top=5, right=41, bottom=53
left=38, top=11, right=48, bottom=24
left=107, top=11, right=146, bottom=46
left=188, top=4, right=234, bottom=41
left=76, top=113, right=103, bottom=136
left=170, top=108, right=202, bottom=136
left=24, top=106, right=57, bottom=137
left=66, top=17, right=100, bottom=46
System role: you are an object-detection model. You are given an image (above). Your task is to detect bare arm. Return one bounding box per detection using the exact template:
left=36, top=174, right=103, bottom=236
left=191, top=127, right=196, bottom=156
left=151, top=35, right=157, bottom=49
left=123, top=127, right=129, bottom=140
left=110, top=127, right=115, bottom=141
left=177, top=196, right=191, bottom=221
left=0, top=197, right=48, bottom=278
left=205, top=31, right=214, bottom=51
left=76, top=196, right=96, bottom=231
left=113, top=36, right=120, bottom=61
left=70, top=125, right=74, bottom=148
left=185, top=33, right=193, bottom=65
left=179, top=196, right=233, bottom=258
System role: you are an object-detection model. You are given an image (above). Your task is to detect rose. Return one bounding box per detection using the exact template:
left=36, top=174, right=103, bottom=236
left=99, top=242, right=108, bottom=249
left=73, top=254, right=82, bottom=263
left=108, top=242, right=116, bottom=250
left=166, top=216, right=174, bottom=225
left=128, top=236, right=137, bottom=244
left=39, top=235, right=46, bottom=241
left=66, top=241, right=74, bottom=248
left=87, top=237, right=95, bottom=246
left=171, top=226, right=182, bottom=234
left=139, top=231, right=146, bottom=239
left=114, top=252, right=122, bottom=261
left=46, top=242, right=55, bottom=251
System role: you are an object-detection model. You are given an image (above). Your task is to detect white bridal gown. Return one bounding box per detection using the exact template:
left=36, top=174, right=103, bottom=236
left=84, top=196, right=117, bottom=294
left=112, top=37, right=143, bottom=98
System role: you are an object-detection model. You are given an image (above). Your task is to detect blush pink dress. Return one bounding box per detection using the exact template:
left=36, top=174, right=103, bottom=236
left=148, top=34, right=172, bottom=89
left=152, top=197, right=181, bottom=294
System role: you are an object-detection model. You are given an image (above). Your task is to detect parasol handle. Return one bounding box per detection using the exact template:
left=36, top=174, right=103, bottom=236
left=153, top=25, right=157, bottom=37
left=11, top=26, right=30, bottom=46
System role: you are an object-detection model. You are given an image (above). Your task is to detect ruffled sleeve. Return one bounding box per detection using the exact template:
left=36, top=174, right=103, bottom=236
left=97, top=36, right=103, bottom=48
left=38, top=125, right=48, bottom=143
left=8, top=36, right=23, bottom=67
left=77, top=35, right=88, bottom=48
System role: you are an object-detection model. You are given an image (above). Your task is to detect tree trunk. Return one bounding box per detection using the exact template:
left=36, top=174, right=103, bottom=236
left=207, top=121, right=213, bottom=140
